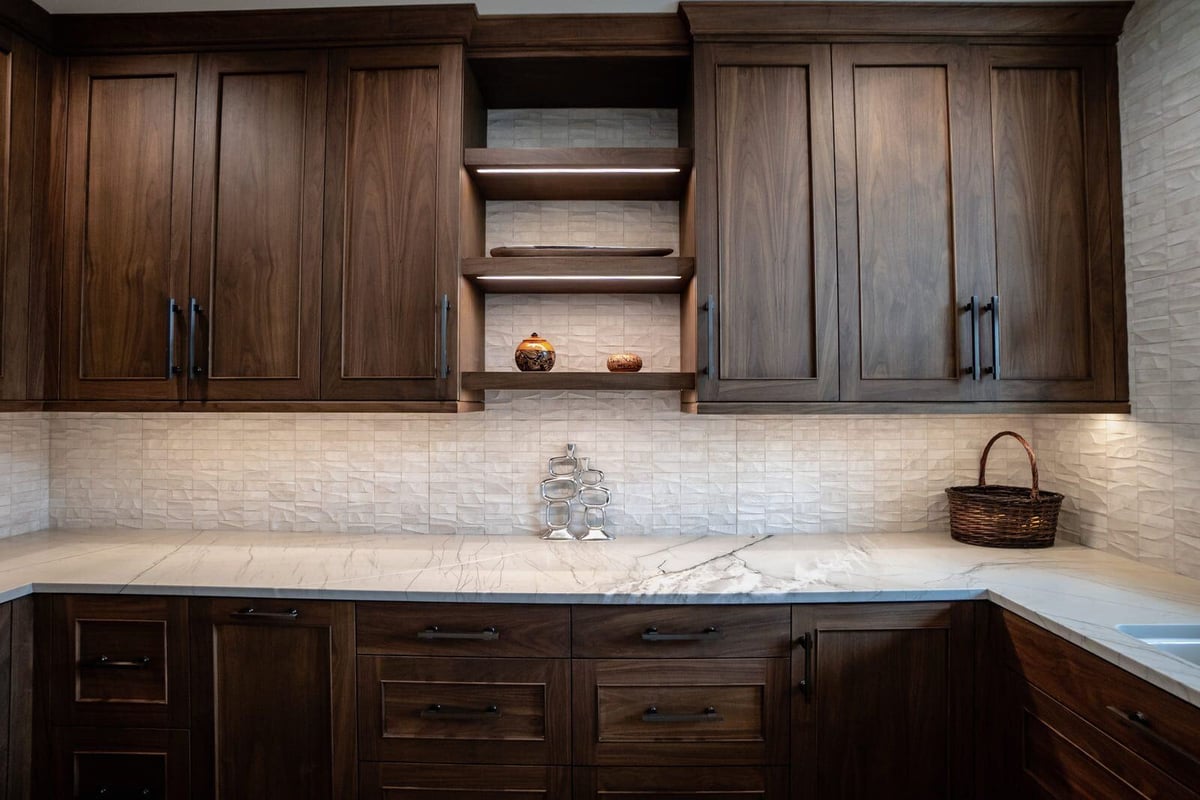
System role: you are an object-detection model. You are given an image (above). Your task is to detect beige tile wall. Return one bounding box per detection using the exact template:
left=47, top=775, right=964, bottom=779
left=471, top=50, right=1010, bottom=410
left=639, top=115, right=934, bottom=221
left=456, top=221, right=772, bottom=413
left=0, top=413, right=50, bottom=538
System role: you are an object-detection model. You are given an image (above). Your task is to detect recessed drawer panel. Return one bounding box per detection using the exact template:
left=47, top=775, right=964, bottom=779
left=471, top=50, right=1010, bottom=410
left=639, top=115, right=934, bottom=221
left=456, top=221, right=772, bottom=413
left=360, top=763, right=571, bottom=800
left=51, top=595, right=189, bottom=728
left=53, top=727, right=190, bottom=800
left=998, top=609, right=1200, bottom=790
left=572, top=605, right=790, bottom=658
left=357, top=602, right=570, bottom=658
left=576, top=766, right=788, bottom=800
left=358, top=656, right=571, bottom=765
left=574, top=659, right=788, bottom=766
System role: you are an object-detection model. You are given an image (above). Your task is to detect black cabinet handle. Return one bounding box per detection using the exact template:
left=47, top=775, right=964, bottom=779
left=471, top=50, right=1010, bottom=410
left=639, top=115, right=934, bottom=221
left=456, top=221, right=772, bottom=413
left=984, top=295, right=1000, bottom=380
left=417, top=625, right=499, bottom=641
left=1107, top=705, right=1200, bottom=767
left=963, top=295, right=981, bottom=381
left=797, top=632, right=812, bottom=699
left=420, top=703, right=501, bottom=721
left=165, top=298, right=181, bottom=378
left=92, top=787, right=154, bottom=799
left=641, top=625, right=723, bottom=642
left=702, top=295, right=716, bottom=377
left=83, top=655, right=152, bottom=669
left=230, top=607, right=299, bottom=621
left=188, top=297, right=205, bottom=378
left=642, top=705, right=723, bottom=723
left=439, top=293, right=451, bottom=379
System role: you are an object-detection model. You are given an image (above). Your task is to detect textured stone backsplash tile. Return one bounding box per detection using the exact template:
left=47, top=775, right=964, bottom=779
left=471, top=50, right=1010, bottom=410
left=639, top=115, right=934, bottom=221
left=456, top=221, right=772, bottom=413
left=487, top=108, right=678, bottom=149
left=0, top=413, right=50, bottom=538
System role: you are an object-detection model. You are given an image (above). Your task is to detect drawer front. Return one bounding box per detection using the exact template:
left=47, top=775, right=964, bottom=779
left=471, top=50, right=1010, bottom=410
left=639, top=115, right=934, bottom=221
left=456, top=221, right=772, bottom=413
left=574, top=659, right=788, bottom=766
left=999, top=609, right=1200, bottom=789
left=575, top=766, right=788, bottom=800
left=53, top=727, right=190, bottom=800
left=1012, top=678, right=1198, bottom=800
left=51, top=595, right=189, bottom=728
left=360, top=763, right=570, bottom=800
left=358, top=656, right=571, bottom=765
left=572, top=605, right=790, bottom=658
left=357, top=602, right=570, bottom=658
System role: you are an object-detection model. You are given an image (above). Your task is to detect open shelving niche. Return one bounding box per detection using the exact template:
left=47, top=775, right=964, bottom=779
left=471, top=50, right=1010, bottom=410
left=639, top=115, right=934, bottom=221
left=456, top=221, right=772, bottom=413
left=458, top=52, right=698, bottom=409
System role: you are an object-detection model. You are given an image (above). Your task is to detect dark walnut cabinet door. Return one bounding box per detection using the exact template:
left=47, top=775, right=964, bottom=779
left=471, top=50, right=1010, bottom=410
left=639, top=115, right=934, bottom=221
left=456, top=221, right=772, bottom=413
left=61, top=55, right=196, bottom=400
left=694, top=44, right=838, bottom=402
left=322, top=46, right=463, bottom=401
left=189, top=598, right=355, bottom=800
left=983, top=46, right=1119, bottom=402
left=189, top=51, right=327, bottom=401
left=834, top=45, right=995, bottom=402
left=792, top=603, right=974, bottom=800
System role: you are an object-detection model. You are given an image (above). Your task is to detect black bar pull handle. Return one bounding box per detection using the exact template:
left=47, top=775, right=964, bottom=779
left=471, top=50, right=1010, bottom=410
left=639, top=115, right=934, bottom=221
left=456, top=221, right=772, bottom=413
left=641, top=625, right=723, bottom=642
left=417, top=625, right=499, bottom=641
left=797, top=632, right=813, bottom=699
left=1107, top=705, right=1200, bottom=767
left=83, top=655, right=152, bottom=669
left=420, top=703, right=501, bottom=721
left=230, top=607, right=300, bottom=621
left=985, top=295, right=1000, bottom=379
left=703, top=295, right=716, bottom=377
left=165, top=298, right=181, bottom=379
left=439, top=293, right=451, bottom=379
left=963, top=296, right=980, bottom=381
left=188, top=297, right=205, bottom=378
left=642, top=705, right=723, bottom=723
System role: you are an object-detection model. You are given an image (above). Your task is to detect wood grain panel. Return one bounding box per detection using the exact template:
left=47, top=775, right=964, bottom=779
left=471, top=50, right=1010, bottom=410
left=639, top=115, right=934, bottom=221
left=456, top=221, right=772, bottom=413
left=356, top=602, right=570, bottom=658
left=792, top=603, right=974, bottom=799
left=190, top=50, right=326, bottom=401
left=361, top=763, right=571, bottom=800
left=62, top=55, right=195, bottom=400
left=190, top=598, right=356, bottom=800
left=0, top=50, right=11, bottom=387
left=52, top=727, right=189, bottom=800
left=572, top=605, right=790, bottom=659
left=992, top=67, right=1090, bottom=380
left=694, top=44, right=837, bottom=403
left=833, top=44, right=995, bottom=402
left=576, top=766, right=788, bottom=800
left=4, top=38, right=40, bottom=402
left=6, top=597, right=35, bottom=800
left=322, top=46, right=462, bottom=401
left=30, top=49, right=66, bottom=401
left=0, top=601, right=9, bottom=796
left=358, top=656, right=571, bottom=765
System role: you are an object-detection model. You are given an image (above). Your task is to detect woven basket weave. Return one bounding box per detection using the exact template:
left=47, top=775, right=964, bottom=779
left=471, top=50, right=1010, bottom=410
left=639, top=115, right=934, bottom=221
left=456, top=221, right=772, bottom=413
left=946, top=431, right=1063, bottom=549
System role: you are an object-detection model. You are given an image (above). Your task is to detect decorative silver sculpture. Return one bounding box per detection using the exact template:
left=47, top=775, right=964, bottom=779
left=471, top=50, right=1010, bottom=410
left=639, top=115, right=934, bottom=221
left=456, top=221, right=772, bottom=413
left=539, top=444, right=614, bottom=541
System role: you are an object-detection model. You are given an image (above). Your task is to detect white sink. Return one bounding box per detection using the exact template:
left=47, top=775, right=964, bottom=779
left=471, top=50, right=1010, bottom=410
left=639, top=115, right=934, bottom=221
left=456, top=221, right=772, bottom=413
left=1117, top=624, right=1200, bottom=667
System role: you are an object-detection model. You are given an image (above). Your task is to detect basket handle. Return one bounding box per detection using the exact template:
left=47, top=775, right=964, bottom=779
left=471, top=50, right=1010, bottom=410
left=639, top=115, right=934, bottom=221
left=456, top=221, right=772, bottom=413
left=978, top=431, right=1039, bottom=500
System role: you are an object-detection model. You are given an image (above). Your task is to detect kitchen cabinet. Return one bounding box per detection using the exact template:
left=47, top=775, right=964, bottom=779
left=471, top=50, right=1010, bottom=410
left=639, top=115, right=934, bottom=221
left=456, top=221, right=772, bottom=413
left=52, top=727, right=189, bottom=800
left=692, top=43, right=839, bottom=403
left=61, top=54, right=196, bottom=401
left=1, top=602, right=9, bottom=797
left=791, top=602, right=975, bottom=800
left=189, top=598, right=356, bottom=800
left=988, top=608, right=1200, bottom=800
left=3, top=598, right=33, bottom=800
left=0, top=36, right=38, bottom=403
left=362, top=763, right=571, bottom=800
left=188, top=50, right=327, bottom=401
left=321, top=45, right=464, bottom=402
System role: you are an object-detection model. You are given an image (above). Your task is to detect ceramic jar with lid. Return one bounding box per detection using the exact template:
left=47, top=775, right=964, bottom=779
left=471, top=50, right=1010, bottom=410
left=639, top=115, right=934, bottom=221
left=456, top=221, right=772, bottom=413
left=515, top=333, right=556, bottom=372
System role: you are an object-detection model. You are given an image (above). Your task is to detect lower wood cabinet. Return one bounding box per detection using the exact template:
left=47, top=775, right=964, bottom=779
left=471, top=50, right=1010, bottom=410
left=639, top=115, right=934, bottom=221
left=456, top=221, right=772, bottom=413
left=575, top=766, right=788, bottom=799
left=189, top=597, right=356, bottom=800
left=360, top=763, right=571, bottom=800
left=52, top=727, right=189, bottom=800
left=791, top=602, right=975, bottom=800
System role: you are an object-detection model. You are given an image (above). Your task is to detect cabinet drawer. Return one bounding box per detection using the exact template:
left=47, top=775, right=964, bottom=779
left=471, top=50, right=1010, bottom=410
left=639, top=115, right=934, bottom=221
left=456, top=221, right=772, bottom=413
left=998, top=609, right=1200, bottom=789
left=357, top=602, right=570, bottom=658
left=358, top=656, right=570, bottom=765
left=572, top=605, right=790, bottom=658
left=360, top=763, right=570, bottom=800
left=575, top=766, right=787, bottom=800
left=573, top=659, right=788, bottom=766
left=53, top=727, right=189, bottom=800
left=1012, top=679, right=1197, bottom=800
left=51, top=595, right=189, bottom=728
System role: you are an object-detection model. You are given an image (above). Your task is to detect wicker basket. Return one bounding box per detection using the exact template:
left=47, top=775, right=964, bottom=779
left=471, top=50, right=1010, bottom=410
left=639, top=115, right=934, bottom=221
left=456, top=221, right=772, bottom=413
left=946, top=431, right=1063, bottom=548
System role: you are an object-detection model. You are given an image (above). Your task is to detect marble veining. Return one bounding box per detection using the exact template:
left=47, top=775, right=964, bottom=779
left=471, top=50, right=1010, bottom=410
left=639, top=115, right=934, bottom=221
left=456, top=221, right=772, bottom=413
left=2, top=529, right=1199, bottom=708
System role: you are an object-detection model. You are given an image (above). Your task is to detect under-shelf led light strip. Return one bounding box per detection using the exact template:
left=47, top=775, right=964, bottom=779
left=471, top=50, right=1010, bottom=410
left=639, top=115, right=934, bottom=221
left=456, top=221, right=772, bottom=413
left=477, top=275, right=682, bottom=282
left=474, top=167, right=682, bottom=174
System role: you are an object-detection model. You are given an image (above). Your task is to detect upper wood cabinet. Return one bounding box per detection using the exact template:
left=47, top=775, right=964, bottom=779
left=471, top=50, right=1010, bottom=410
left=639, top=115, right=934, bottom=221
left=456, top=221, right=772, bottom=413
left=693, top=43, right=839, bottom=403
left=321, top=45, right=463, bottom=402
left=189, top=50, right=327, bottom=401
left=61, top=54, right=197, bottom=401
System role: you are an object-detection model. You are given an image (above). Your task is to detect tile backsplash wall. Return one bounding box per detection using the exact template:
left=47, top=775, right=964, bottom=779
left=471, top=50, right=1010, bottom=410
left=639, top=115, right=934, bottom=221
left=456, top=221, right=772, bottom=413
left=0, top=413, right=50, bottom=538
left=486, top=108, right=678, bottom=149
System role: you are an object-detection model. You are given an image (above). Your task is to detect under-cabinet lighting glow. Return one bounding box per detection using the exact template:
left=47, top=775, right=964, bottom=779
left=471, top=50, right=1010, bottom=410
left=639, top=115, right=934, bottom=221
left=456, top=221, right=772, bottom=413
left=475, top=167, right=682, bottom=175
left=477, top=275, right=683, bottom=281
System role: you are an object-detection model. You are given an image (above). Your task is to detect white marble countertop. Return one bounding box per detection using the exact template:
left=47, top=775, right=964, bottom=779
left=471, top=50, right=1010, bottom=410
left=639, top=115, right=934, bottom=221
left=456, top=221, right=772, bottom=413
left=2, top=528, right=1199, bottom=707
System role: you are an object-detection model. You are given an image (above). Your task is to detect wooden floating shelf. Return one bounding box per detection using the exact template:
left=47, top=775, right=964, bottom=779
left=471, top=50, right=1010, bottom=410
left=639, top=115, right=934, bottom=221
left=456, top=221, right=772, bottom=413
left=462, top=256, right=694, bottom=293
left=464, top=147, right=693, bottom=200
left=462, top=371, right=695, bottom=391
